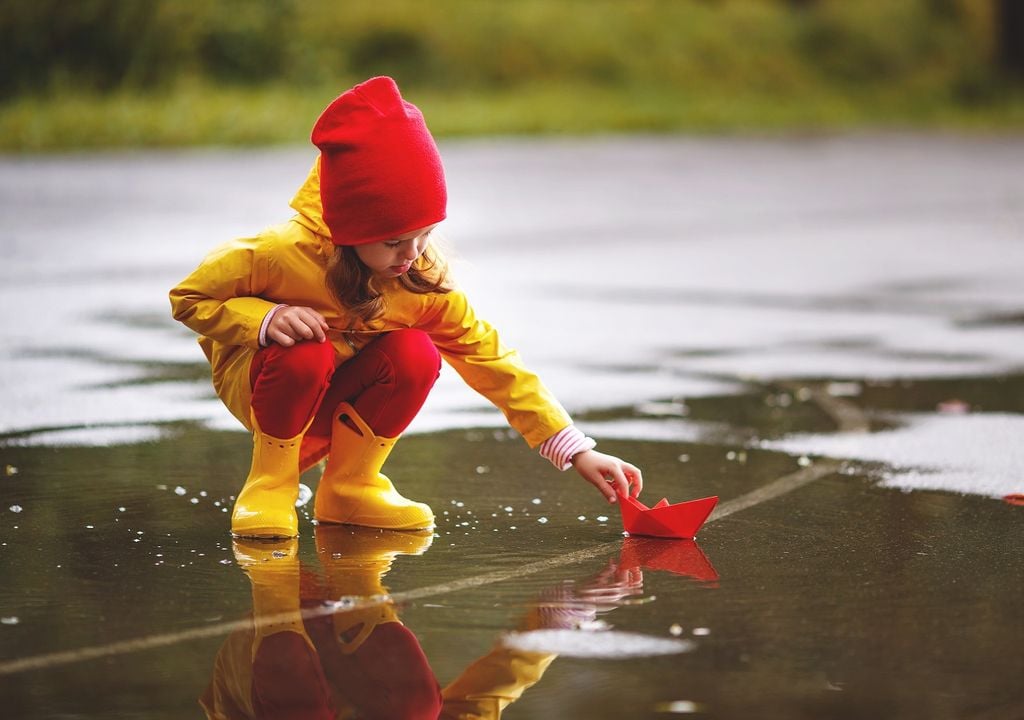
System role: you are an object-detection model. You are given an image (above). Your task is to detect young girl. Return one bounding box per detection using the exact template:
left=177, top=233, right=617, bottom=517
left=170, top=76, right=642, bottom=538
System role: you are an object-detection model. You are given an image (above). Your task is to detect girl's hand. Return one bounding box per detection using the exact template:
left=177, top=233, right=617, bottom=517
left=571, top=450, right=643, bottom=504
left=266, top=305, right=329, bottom=346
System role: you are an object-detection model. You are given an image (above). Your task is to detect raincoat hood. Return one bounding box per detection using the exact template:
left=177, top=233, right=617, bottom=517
left=289, top=157, right=332, bottom=239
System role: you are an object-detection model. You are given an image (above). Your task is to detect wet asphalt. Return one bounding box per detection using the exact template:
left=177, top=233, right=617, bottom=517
left=1, top=135, right=1023, bottom=719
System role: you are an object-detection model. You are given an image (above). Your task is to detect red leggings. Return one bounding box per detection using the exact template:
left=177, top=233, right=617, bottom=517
left=249, top=329, right=441, bottom=440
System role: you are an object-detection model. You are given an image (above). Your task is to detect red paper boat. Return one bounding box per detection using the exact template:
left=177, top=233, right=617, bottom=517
left=618, top=493, right=718, bottom=539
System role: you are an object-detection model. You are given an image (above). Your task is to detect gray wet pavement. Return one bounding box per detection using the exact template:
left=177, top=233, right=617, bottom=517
left=1, top=135, right=1024, bottom=719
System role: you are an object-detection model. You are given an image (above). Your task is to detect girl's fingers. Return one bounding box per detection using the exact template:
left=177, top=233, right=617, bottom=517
left=295, top=308, right=328, bottom=342
left=270, top=329, right=295, bottom=346
left=626, top=463, right=643, bottom=496
left=272, top=307, right=327, bottom=343
left=286, top=313, right=316, bottom=339
left=606, top=465, right=630, bottom=501
left=589, top=472, right=617, bottom=503
left=576, top=453, right=644, bottom=504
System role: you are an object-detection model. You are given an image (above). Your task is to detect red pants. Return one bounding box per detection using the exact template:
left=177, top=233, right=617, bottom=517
left=249, top=329, right=441, bottom=440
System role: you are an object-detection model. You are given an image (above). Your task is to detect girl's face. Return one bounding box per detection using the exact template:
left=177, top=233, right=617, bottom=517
left=354, top=224, right=438, bottom=277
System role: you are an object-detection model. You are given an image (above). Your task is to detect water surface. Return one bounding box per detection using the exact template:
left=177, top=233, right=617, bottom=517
left=2, top=136, right=1023, bottom=718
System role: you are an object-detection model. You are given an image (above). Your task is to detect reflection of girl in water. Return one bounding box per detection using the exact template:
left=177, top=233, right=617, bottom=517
left=170, top=76, right=642, bottom=539
left=202, top=529, right=441, bottom=719
left=200, top=528, right=646, bottom=720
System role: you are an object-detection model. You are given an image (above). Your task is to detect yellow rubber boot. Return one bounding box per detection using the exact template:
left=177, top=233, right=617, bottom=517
left=314, top=403, right=434, bottom=531
left=232, top=413, right=310, bottom=538
left=314, top=524, right=432, bottom=653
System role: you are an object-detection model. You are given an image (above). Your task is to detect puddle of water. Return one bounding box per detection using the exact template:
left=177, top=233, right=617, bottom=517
left=758, top=375, right=1024, bottom=500
left=3, top=138, right=1024, bottom=717
left=1, top=421, right=1022, bottom=719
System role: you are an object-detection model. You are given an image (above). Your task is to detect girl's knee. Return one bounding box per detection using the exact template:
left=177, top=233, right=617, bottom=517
left=253, top=340, right=336, bottom=389
left=380, top=328, right=437, bottom=355
left=287, top=339, right=336, bottom=369
left=379, top=329, right=440, bottom=379
left=250, top=341, right=336, bottom=437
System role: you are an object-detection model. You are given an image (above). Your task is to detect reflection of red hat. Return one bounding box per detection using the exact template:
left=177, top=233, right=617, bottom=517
left=311, top=76, right=447, bottom=246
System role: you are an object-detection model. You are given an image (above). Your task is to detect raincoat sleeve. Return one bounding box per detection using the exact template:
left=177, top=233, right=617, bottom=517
left=439, top=647, right=557, bottom=720
left=169, top=235, right=278, bottom=349
left=421, top=289, right=573, bottom=448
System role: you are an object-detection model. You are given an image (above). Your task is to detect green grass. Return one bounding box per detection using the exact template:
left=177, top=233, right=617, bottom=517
left=2, top=0, right=1023, bottom=151
left=3, top=80, right=1024, bottom=153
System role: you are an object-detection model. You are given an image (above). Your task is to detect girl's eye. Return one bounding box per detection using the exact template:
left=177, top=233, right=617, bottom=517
left=384, top=242, right=401, bottom=248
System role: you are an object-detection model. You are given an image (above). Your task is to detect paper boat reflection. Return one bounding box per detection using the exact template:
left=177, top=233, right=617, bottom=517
left=618, top=493, right=718, bottom=539
left=618, top=537, right=719, bottom=583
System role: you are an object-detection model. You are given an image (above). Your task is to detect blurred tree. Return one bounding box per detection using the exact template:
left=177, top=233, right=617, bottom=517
left=997, top=0, right=1024, bottom=77
left=199, top=0, right=293, bottom=84
left=0, top=0, right=293, bottom=96
left=0, top=0, right=147, bottom=95
left=349, top=27, right=434, bottom=85
left=0, top=0, right=207, bottom=96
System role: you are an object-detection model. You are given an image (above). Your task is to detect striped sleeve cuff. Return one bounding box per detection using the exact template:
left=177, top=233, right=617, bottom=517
left=539, top=425, right=597, bottom=471
left=258, top=304, right=287, bottom=347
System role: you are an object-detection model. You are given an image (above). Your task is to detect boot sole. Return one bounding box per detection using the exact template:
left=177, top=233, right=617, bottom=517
left=231, top=528, right=298, bottom=539
left=314, top=517, right=435, bottom=532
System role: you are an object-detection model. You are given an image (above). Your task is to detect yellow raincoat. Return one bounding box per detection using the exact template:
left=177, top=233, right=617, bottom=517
left=169, top=159, right=571, bottom=459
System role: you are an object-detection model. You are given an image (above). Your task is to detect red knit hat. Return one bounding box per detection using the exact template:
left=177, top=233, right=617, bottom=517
left=311, top=77, right=447, bottom=246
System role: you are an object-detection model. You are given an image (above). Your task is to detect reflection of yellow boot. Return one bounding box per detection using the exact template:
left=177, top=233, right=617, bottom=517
left=232, top=538, right=312, bottom=658
left=232, top=413, right=311, bottom=538
left=231, top=539, right=335, bottom=717
left=314, top=524, right=432, bottom=654
left=314, top=403, right=434, bottom=531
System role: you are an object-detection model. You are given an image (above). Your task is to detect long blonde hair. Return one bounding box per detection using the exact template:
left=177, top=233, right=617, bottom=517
left=326, top=240, right=453, bottom=328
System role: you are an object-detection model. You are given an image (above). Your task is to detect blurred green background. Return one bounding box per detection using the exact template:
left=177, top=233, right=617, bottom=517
left=2, top=0, right=1023, bottom=151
